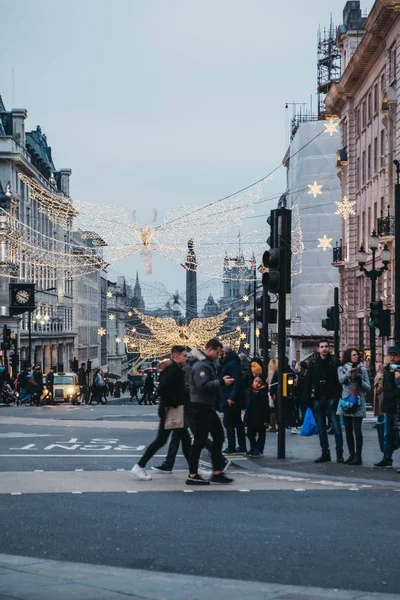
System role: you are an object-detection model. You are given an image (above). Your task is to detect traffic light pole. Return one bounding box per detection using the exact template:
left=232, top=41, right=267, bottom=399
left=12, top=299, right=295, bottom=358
left=277, top=289, right=286, bottom=459
left=253, top=262, right=257, bottom=356
left=334, top=287, right=340, bottom=359
left=262, top=292, right=270, bottom=365
left=370, top=251, right=377, bottom=378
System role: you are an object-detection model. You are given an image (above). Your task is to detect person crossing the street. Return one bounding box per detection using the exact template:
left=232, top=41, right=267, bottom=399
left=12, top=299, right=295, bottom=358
left=132, top=345, right=192, bottom=481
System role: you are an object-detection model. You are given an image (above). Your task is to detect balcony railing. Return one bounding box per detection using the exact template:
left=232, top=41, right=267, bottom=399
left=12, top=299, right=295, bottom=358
left=378, top=207, right=395, bottom=238
left=332, top=240, right=346, bottom=264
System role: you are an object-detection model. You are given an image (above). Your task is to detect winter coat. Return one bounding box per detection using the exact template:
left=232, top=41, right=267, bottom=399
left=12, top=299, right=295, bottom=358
left=219, top=351, right=245, bottom=410
left=77, top=368, right=86, bottom=387
left=373, top=372, right=384, bottom=417
left=157, top=360, right=188, bottom=409
left=143, top=374, right=154, bottom=392
left=337, top=363, right=371, bottom=418
left=246, top=387, right=269, bottom=428
left=305, top=353, right=341, bottom=403
left=46, top=372, right=54, bottom=388
left=382, top=364, right=400, bottom=415
left=190, top=350, right=225, bottom=408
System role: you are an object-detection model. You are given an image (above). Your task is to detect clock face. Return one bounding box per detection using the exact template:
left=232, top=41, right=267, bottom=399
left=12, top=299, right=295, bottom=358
left=15, top=290, right=30, bottom=305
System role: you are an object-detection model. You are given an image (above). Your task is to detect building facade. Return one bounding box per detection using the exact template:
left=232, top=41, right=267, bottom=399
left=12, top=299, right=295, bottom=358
left=325, top=0, right=399, bottom=363
left=106, top=276, right=129, bottom=379
left=0, top=96, right=77, bottom=373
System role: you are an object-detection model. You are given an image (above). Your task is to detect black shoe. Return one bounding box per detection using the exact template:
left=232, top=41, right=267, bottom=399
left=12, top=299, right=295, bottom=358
left=186, top=474, right=210, bottom=486
left=344, top=454, right=355, bottom=464
left=348, top=457, right=362, bottom=466
left=210, top=473, right=234, bottom=484
left=223, top=447, right=235, bottom=454
left=315, top=453, right=331, bottom=463
left=373, top=458, right=393, bottom=468
left=151, top=465, right=172, bottom=473
left=235, top=447, right=247, bottom=454
left=336, top=456, right=345, bottom=464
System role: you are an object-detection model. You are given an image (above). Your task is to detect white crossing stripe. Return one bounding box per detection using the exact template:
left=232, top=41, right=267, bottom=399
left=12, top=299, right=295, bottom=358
left=126, top=490, right=138, bottom=493
left=71, top=491, right=82, bottom=494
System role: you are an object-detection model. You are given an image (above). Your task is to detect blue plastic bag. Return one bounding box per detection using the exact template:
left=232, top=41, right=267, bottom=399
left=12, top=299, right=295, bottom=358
left=300, top=408, right=319, bottom=436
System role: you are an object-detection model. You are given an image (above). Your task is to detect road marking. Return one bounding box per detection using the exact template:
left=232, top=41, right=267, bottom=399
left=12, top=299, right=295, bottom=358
left=183, top=489, right=194, bottom=493
left=117, top=469, right=125, bottom=471
left=239, top=489, right=250, bottom=492
left=34, top=470, right=44, bottom=472
left=349, top=488, right=359, bottom=491
left=0, top=433, right=57, bottom=438
left=71, top=491, right=82, bottom=494
left=0, top=454, right=178, bottom=458
left=126, top=490, right=138, bottom=493
left=11, top=492, right=21, bottom=495
left=75, top=469, right=84, bottom=472
left=294, top=489, right=306, bottom=492
left=9, top=445, right=37, bottom=450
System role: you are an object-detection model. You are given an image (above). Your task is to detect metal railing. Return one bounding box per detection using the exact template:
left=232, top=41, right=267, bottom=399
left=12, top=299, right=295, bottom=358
left=332, top=240, right=346, bottom=263
left=377, top=209, right=395, bottom=237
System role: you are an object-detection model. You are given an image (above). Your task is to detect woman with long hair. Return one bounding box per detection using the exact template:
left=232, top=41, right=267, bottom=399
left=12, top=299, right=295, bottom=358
left=337, top=348, right=371, bottom=465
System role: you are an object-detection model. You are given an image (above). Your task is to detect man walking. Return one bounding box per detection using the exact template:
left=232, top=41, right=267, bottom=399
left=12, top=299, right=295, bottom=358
left=306, top=338, right=343, bottom=463
left=187, top=338, right=235, bottom=485
left=132, top=345, right=192, bottom=481
left=45, top=368, right=55, bottom=402
left=374, top=347, right=400, bottom=468
left=77, top=363, right=87, bottom=404
left=220, top=344, right=247, bottom=453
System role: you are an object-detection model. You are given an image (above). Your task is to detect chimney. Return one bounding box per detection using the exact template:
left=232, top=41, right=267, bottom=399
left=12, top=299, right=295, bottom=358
left=11, top=108, right=28, bottom=146
left=59, top=168, right=72, bottom=196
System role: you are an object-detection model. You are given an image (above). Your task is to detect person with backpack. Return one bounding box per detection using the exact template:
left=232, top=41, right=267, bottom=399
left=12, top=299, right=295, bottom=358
left=337, top=348, right=371, bottom=465
left=246, top=375, right=269, bottom=456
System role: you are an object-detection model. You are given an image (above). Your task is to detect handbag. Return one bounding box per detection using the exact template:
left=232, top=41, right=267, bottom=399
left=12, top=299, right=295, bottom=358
left=339, top=391, right=360, bottom=414
left=164, top=404, right=184, bottom=430
left=300, top=408, right=319, bottom=436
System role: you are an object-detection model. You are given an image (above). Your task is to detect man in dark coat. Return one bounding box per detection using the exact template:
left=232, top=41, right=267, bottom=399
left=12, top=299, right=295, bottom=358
left=77, top=363, right=87, bottom=404
left=374, top=346, right=400, bottom=468
left=219, top=345, right=247, bottom=453
left=305, top=339, right=343, bottom=463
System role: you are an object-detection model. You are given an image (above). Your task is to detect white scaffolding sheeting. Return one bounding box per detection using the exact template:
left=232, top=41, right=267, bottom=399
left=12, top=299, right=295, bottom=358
left=287, top=120, right=341, bottom=347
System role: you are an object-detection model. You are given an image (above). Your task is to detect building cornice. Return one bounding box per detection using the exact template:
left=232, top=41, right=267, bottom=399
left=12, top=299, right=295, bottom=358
left=326, top=0, right=400, bottom=113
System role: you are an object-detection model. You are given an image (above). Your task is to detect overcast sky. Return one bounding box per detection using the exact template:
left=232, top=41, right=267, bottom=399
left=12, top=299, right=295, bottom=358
left=0, top=0, right=372, bottom=310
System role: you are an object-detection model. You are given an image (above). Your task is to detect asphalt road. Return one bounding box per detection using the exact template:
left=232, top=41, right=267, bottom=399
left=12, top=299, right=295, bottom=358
left=1, top=398, right=400, bottom=596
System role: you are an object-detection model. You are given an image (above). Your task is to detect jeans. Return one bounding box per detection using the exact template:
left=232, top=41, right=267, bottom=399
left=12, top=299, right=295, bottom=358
left=343, top=416, right=363, bottom=458
left=189, top=405, right=225, bottom=474
left=223, top=405, right=246, bottom=450
left=313, top=398, right=343, bottom=456
left=383, top=413, right=396, bottom=460
left=138, top=418, right=192, bottom=468
left=376, top=415, right=385, bottom=453
left=163, top=416, right=192, bottom=469
left=247, top=425, right=266, bottom=453
left=19, top=387, right=30, bottom=404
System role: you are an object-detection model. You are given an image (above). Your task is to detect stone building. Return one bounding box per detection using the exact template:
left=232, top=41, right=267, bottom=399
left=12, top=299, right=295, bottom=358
left=325, top=0, right=399, bottom=362
left=202, top=293, right=219, bottom=317
left=106, top=276, right=128, bottom=379
left=0, top=95, right=76, bottom=372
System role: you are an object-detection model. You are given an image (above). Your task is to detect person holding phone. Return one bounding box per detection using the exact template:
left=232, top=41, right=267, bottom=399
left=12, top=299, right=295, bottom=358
left=337, top=348, right=371, bottom=465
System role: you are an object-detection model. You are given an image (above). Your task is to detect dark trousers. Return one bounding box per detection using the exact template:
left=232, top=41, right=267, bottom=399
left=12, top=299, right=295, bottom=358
left=247, top=425, right=266, bottom=453
left=163, top=424, right=192, bottom=469
left=314, top=398, right=343, bottom=457
left=223, top=405, right=246, bottom=450
left=189, top=405, right=225, bottom=474
left=138, top=418, right=192, bottom=468
left=343, top=416, right=363, bottom=458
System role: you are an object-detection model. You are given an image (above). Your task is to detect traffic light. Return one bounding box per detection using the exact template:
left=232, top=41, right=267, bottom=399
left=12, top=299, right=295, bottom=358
left=370, top=301, right=383, bottom=329
left=379, top=310, right=391, bottom=337
left=263, top=208, right=292, bottom=294
left=256, top=297, right=263, bottom=323
left=70, top=358, right=79, bottom=373
left=322, top=306, right=339, bottom=331
left=257, top=295, right=278, bottom=324
left=2, top=326, right=11, bottom=350
left=86, top=360, right=92, bottom=373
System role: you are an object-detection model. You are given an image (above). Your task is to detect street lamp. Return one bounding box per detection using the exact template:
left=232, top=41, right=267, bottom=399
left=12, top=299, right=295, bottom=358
left=357, top=231, right=391, bottom=376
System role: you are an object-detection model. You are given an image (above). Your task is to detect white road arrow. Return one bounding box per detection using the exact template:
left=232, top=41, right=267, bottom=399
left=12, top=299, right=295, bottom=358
left=0, top=433, right=58, bottom=438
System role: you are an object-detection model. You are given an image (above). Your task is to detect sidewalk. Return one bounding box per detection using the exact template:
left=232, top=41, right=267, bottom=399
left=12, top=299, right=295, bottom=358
left=243, top=423, right=400, bottom=485
left=0, top=553, right=399, bottom=600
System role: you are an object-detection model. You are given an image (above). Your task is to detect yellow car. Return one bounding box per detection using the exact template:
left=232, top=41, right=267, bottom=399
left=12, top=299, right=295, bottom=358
left=43, top=372, right=81, bottom=404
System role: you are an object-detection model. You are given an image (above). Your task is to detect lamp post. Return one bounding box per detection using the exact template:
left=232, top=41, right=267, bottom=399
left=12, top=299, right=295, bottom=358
left=357, top=231, right=391, bottom=377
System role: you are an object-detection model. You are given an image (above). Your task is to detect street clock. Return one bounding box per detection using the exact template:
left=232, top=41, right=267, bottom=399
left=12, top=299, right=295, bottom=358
left=9, top=284, right=36, bottom=316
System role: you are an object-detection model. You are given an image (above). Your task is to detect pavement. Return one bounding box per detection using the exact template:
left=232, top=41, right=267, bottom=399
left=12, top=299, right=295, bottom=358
left=0, top=396, right=399, bottom=598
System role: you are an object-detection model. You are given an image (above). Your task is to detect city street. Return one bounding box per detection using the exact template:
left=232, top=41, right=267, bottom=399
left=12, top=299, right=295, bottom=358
left=0, top=396, right=400, bottom=599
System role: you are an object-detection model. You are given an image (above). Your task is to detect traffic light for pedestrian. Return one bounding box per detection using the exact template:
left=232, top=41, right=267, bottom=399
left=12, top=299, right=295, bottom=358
left=379, top=309, right=391, bottom=337
left=370, top=301, right=383, bottom=329
left=322, top=306, right=339, bottom=331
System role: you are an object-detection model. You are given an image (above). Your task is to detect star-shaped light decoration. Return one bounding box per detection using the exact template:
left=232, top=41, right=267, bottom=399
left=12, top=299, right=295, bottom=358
left=240, top=333, right=246, bottom=340
left=127, top=311, right=133, bottom=317
left=244, top=316, right=250, bottom=322
left=255, top=328, right=260, bottom=338
left=308, top=181, right=323, bottom=198
left=106, top=291, right=113, bottom=298
left=244, top=343, right=250, bottom=350
left=131, top=327, right=136, bottom=333
left=123, top=336, right=129, bottom=344
left=109, top=314, right=115, bottom=321
left=324, top=119, right=339, bottom=136
left=236, top=326, right=241, bottom=332
left=242, top=295, right=249, bottom=302
left=239, top=311, right=244, bottom=317
left=98, top=327, right=106, bottom=336
left=318, top=235, right=333, bottom=252
left=335, top=196, right=356, bottom=220
left=115, top=337, right=121, bottom=343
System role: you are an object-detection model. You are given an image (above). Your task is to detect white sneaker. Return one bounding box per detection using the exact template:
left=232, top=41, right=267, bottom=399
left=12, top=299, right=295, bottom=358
left=132, top=464, right=152, bottom=480
left=291, top=427, right=300, bottom=435
left=198, top=467, right=212, bottom=480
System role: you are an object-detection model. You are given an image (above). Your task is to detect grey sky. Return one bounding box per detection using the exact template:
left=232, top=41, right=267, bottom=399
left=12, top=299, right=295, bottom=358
left=0, top=0, right=372, bottom=310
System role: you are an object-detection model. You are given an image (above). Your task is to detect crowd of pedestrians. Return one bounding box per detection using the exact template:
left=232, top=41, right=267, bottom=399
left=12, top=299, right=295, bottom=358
left=131, top=336, right=400, bottom=484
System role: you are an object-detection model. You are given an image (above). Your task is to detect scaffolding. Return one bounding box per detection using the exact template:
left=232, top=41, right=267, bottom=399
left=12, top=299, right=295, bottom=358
left=317, top=17, right=341, bottom=118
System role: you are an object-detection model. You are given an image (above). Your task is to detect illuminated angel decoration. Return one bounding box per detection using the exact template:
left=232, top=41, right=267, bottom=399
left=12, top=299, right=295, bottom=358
left=133, top=209, right=157, bottom=274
